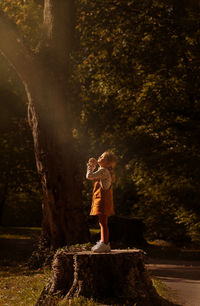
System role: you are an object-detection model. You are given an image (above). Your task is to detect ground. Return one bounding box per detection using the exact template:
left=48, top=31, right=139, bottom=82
left=1, top=227, right=200, bottom=306
left=145, top=240, right=200, bottom=306
left=0, top=227, right=48, bottom=306
left=147, top=258, right=200, bottom=306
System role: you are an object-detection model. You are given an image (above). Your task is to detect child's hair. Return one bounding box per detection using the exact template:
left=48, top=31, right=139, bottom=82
left=103, top=151, right=117, bottom=182
left=103, top=151, right=117, bottom=167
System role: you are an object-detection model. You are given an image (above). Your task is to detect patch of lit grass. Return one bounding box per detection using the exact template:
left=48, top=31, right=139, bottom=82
left=0, top=265, right=50, bottom=306
left=152, top=278, right=181, bottom=305
left=59, top=296, right=100, bottom=306
left=89, top=228, right=100, bottom=235
left=146, top=239, right=200, bottom=261
left=0, top=226, right=41, bottom=240
left=0, top=234, right=32, bottom=240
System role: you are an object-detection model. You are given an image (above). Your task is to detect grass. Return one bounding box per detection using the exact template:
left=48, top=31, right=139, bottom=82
left=0, top=226, right=48, bottom=305
left=89, top=228, right=100, bottom=235
left=0, top=265, right=50, bottom=306
left=152, top=278, right=181, bottom=305
left=0, top=226, right=41, bottom=240
left=0, top=227, right=41, bottom=266
left=59, top=296, right=100, bottom=306
left=145, top=239, right=200, bottom=261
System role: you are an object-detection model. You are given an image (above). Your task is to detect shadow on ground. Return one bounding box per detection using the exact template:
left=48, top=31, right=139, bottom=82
left=0, top=237, right=38, bottom=265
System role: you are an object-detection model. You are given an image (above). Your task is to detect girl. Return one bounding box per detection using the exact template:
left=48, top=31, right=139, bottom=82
left=86, top=151, right=117, bottom=252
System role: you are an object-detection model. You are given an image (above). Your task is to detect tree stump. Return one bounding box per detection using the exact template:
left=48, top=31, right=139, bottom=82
left=109, top=216, right=147, bottom=247
left=37, top=249, right=173, bottom=306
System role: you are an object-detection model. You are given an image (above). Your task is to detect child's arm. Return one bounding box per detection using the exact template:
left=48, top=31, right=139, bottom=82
left=86, top=164, right=107, bottom=181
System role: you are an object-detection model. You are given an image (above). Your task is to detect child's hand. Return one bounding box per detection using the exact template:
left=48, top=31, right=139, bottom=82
left=87, top=158, right=97, bottom=166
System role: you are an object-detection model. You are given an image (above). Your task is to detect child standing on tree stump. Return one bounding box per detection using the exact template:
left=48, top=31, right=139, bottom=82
left=86, top=151, right=117, bottom=253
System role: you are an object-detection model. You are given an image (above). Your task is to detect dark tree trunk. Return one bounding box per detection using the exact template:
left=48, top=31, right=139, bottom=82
left=0, top=1, right=90, bottom=249
left=26, top=0, right=90, bottom=249
left=37, top=249, right=173, bottom=306
left=0, top=182, right=8, bottom=225
left=27, top=81, right=89, bottom=248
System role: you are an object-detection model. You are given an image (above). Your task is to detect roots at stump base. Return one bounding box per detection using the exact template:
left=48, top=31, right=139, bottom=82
left=37, top=249, right=173, bottom=305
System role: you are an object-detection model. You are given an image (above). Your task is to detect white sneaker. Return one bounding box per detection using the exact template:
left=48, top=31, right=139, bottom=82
left=91, top=240, right=101, bottom=252
left=92, top=241, right=111, bottom=253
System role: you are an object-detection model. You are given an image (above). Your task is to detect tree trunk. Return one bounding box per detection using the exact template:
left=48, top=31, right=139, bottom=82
left=108, top=216, right=147, bottom=248
left=0, top=1, right=90, bottom=249
left=26, top=0, right=90, bottom=249
left=37, top=249, right=173, bottom=306
left=0, top=182, right=8, bottom=225
left=26, top=75, right=89, bottom=248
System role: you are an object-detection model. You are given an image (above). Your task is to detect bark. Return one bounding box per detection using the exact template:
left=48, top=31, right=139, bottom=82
left=0, top=2, right=90, bottom=248
left=37, top=249, right=174, bottom=306
left=26, top=70, right=90, bottom=248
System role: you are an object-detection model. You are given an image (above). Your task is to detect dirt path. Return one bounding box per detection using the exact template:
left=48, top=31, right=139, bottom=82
left=146, top=259, right=200, bottom=306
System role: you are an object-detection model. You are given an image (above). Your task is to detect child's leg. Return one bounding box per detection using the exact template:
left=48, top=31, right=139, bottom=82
left=98, top=214, right=109, bottom=244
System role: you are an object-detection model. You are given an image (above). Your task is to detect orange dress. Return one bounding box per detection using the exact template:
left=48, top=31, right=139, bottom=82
left=90, top=180, right=114, bottom=216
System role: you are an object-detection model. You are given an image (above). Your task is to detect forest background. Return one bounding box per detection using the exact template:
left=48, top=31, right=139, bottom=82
left=0, top=0, right=200, bottom=245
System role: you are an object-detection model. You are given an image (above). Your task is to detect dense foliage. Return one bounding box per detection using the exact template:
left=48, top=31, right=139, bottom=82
left=0, top=0, right=42, bottom=51
left=73, top=0, right=200, bottom=242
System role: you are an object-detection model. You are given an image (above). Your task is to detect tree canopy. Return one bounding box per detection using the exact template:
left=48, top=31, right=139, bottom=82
left=74, top=0, right=200, bottom=242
